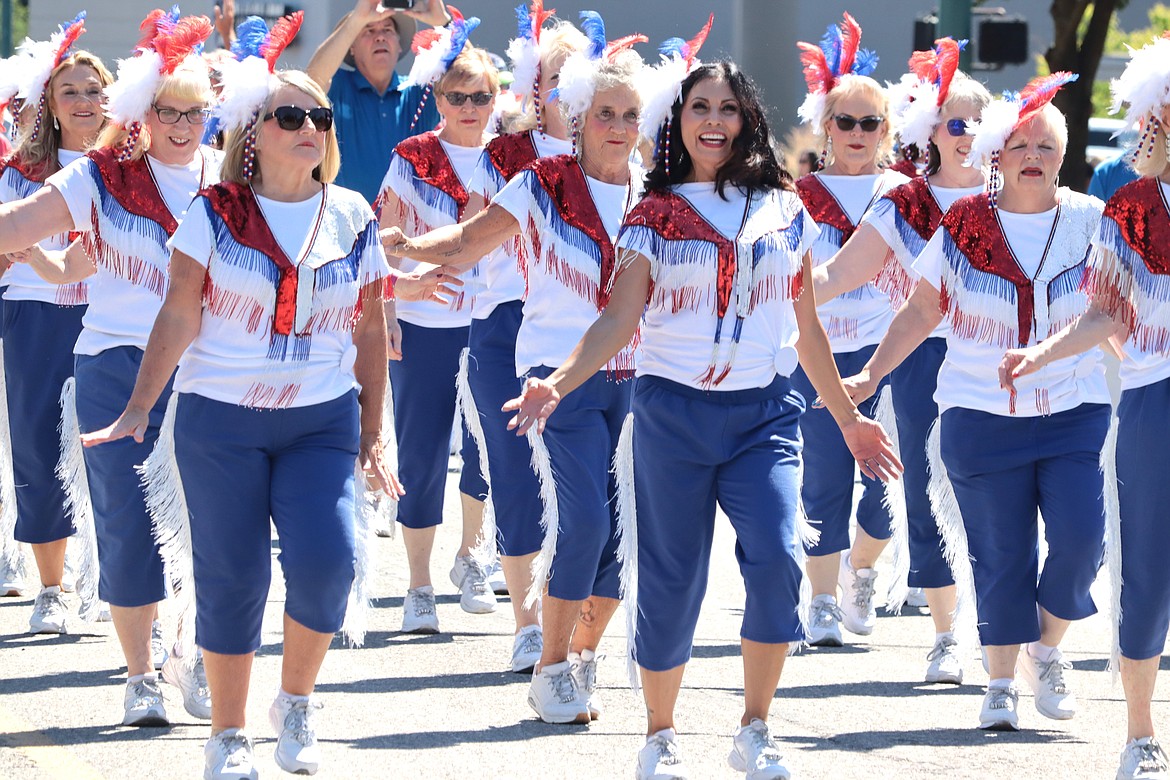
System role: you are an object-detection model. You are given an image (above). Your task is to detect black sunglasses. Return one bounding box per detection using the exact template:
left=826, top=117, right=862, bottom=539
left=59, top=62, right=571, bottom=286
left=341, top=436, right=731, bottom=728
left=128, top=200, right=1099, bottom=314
left=263, top=105, right=334, bottom=133
left=945, top=118, right=972, bottom=137
left=153, top=104, right=211, bottom=125
left=442, top=91, right=494, bottom=107
left=832, top=114, right=884, bottom=133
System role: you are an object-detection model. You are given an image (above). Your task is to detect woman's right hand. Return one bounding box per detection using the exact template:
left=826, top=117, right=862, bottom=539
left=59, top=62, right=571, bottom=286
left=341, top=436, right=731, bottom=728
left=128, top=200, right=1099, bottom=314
left=998, top=346, right=1045, bottom=392
left=502, top=377, right=561, bottom=436
left=839, top=368, right=880, bottom=405
left=80, top=408, right=150, bottom=447
left=380, top=227, right=409, bottom=258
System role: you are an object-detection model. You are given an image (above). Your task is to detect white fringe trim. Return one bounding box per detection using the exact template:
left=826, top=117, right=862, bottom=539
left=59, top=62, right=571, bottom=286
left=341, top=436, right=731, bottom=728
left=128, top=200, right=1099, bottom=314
left=1101, top=413, right=1121, bottom=684
left=792, top=458, right=821, bottom=655
left=139, top=394, right=196, bottom=672
left=874, top=386, right=910, bottom=614
left=342, top=460, right=375, bottom=647
left=612, top=413, right=639, bottom=691
left=455, top=348, right=496, bottom=564
left=0, top=340, right=23, bottom=581
left=524, top=427, right=559, bottom=610
left=57, top=379, right=101, bottom=622
left=925, top=420, right=979, bottom=651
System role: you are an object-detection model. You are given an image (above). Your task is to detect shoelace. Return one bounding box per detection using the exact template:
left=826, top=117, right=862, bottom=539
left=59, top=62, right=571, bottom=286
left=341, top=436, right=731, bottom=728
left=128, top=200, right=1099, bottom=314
left=648, top=735, right=682, bottom=767
left=218, top=733, right=252, bottom=768
left=130, top=679, right=163, bottom=706
left=461, top=559, right=491, bottom=596
left=192, top=656, right=211, bottom=700
left=812, top=601, right=844, bottom=626
left=746, top=724, right=784, bottom=763
left=986, top=687, right=1016, bottom=711
left=850, top=572, right=877, bottom=609
left=517, top=631, right=542, bottom=656
left=1035, top=657, right=1071, bottom=694
left=36, top=591, right=67, bottom=617
left=927, top=637, right=958, bottom=662
left=550, top=667, right=580, bottom=704
left=410, top=590, right=436, bottom=617
left=281, top=699, right=322, bottom=747
left=1135, top=740, right=1169, bottom=772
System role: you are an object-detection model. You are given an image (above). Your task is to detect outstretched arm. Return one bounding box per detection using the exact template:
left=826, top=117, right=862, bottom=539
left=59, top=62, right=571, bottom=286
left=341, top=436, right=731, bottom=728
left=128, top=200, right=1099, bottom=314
left=999, top=301, right=1122, bottom=393
left=812, top=223, right=894, bottom=303
left=381, top=203, right=520, bottom=271
left=307, top=0, right=394, bottom=93
left=0, top=187, right=75, bottom=255
left=8, top=238, right=95, bottom=284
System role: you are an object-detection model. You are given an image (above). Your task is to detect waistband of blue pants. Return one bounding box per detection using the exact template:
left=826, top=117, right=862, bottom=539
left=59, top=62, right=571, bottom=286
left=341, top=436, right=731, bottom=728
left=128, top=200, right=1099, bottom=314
left=636, top=373, right=793, bottom=405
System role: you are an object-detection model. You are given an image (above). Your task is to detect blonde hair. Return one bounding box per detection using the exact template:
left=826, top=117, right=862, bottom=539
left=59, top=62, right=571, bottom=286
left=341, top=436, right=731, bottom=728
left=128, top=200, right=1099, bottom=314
left=16, top=51, right=113, bottom=177
left=821, top=74, right=893, bottom=167
left=1134, top=114, right=1169, bottom=178
left=95, top=60, right=213, bottom=161
left=512, top=21, right=588, bottom=133
left=940, top=72, right=992, bottom=118
left=220, top=71, right=341, bottom=186
left=436, top=46, right=500, bottom=96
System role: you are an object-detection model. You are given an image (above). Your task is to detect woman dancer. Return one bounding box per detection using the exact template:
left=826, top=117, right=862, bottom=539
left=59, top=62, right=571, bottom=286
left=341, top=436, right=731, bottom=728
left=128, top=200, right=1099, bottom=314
left=793, top=13, right=908, bottom=645
left=813, top=38, right=991, bottom=682
left=382, top=11, right=646, bottom=725
left=376, top=9, right=498, bottom=630
left=998, top=35, right=1170, bottom=777
left=843, top=75, right=1110, bottom=731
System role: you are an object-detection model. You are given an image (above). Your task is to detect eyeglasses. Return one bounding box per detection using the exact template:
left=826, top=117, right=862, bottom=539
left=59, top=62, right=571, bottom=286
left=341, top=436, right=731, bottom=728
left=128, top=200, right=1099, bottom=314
left=442, top=91, right=494, bottom=107
left=945, top=118, right=972, bottom=137
left=152, top=105, right=212, bottom=125
left=832, top=114, right=884, bottom=133
left=262, top=105, right=334, bottom=133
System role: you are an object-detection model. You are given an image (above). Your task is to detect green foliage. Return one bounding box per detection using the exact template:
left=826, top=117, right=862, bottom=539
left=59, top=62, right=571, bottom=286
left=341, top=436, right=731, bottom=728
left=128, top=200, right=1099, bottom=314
left=1066, top=3, right=1170, bottom=117
left=15, top=0, right=28, bottom=44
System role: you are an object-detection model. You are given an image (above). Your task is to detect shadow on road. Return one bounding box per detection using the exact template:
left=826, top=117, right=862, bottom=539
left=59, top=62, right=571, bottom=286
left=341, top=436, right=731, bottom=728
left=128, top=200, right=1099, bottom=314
left=314, top=669, right=520, bottom=695
left=339, top=719, right=600, bottom=750
left=0, top=724, right=184, bottom=749
left=801, top=726, right=1087, bottom=750
left=0, top=667, right=122, bottom=695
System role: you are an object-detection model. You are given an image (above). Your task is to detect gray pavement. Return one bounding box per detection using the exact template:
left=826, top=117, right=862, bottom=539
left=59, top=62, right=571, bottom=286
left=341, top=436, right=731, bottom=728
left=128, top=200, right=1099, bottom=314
left=0, top=468, right=1160, bottom=780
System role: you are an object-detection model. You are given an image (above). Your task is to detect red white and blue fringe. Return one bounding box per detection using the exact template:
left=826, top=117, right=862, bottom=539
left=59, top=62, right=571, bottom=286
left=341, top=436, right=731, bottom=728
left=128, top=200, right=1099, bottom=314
left=938, top=233, right=1025, bottom=349
left=57, top=378, right=102, bottom=622
left=0, top=167, right=87, bottom=305
left=867, top=198, right=922, bottom=309
left=83, top=167, right=172, bottom=298
left=1084, top=218, right=1170, bottom=356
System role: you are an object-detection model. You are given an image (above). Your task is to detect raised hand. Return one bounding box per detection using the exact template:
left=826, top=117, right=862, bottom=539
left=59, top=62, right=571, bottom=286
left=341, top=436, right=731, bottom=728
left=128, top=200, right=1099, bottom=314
left=352, top=0, right=396, bottom=27
left=213, top=0, right=235, bottom=47
left=502, top=377, right=561, bottom=436
left=399, top=0, right=451, bottom=27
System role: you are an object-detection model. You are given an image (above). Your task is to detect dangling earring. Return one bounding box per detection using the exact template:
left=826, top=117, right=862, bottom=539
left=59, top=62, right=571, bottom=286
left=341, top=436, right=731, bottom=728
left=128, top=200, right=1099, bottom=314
left=53, top=116, right=60, bottom=131
left=817, top=139, right=829, bottom=171
left=242, top=114, right=260, bottom=181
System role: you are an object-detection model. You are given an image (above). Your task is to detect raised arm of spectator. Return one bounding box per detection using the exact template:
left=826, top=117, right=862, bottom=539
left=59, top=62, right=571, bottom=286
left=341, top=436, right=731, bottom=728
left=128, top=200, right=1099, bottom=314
left=213, top=0, right=235, bottom=50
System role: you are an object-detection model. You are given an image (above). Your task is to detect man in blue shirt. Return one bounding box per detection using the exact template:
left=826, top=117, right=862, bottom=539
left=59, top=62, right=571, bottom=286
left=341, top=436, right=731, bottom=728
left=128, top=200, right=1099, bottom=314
left=308, top=0, right=451, bottom=204
left=1088, top=150, right=1140, bottom=202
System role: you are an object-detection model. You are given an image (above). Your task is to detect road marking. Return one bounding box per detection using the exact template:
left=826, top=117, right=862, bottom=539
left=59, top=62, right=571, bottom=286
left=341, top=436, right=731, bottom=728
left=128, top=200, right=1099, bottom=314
left=0, top=706, right=106, bottom=780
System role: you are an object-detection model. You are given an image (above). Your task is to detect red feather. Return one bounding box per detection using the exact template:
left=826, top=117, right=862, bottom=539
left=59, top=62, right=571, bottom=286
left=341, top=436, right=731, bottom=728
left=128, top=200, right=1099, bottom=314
left=838, top=12, right=862, bottom=77
left=685, top=14, right=714, bottom=66
left=908, top=49, right=936, bottom=81
left=411, top=28, right=442, bottom=55
left=155, top=17, right=213, bottom=74
left=137, top=10, right=171, bottom=51
left=53, top=21, right=86, bottom=68
left=1016, top=71, right=1077, bottom=128
left=934, top=38, right=961, bottom=106
left=447, top=5, right=464, bottom=23
left=798, top=42, right=832, bottom=94
left=263, top=11, right=304, bottom=71
left=532, top=1, right=555, bottom=43
left=605, top=34, right=648, bottom=61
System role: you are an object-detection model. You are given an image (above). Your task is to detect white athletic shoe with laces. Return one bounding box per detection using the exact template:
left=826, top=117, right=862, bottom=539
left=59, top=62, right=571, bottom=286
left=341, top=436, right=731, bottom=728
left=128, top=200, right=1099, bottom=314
left=527, top=660, right=590, bottom=724
left=1017, top=646, right=1076, bottom=720
left=486, top=558, right=508, bottom=594
left=511, top=625, right=543, bottom=673
left=122, top=677, right=168, bottom=727
left=28, top=586, right=68, bottom=634
left=838, top=552, right=878, bottom=635
left=401, top=586, right=439, bottom=634
left=905, top=586, right=929, bottom=608
left=1, top=560, right=25, bottom=596
left=728, top=719, right=791, bottom=779
left=203, top=729, right=258, bottom=780
left=270, top=693, right=323, bottom=775
left=637, top=728, right=689, bottom=779
left=162, top=651, right=212, bottom=720
left=1118, top=737, right=1170, bottom=779
left=806, top=594, right=843, bottom=647
left=978, top=684, right=1020, bottom=730
left=449, top=555, right=498, bottom=614
left=924, top=634, right=963, bottom=684
left=150, top=620, right=168, bottom=670
left=570, top=649, right=602, bottom=720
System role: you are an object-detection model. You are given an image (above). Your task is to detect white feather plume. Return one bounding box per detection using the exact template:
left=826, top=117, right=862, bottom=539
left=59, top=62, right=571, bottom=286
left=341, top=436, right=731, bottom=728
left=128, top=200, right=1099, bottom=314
left=798, top=92, right=826, bottom=133
left=507, top=37, right=540, bottom=105
left=104, top=51, right=165, bottom=127
left=898, top=81, right=942, bottom=155
left=1110, top=36, right=1170, bottom=130
left=0, top=55, right=25, bottom=104
left=13, top=38, right=58, bottom=108
left=637, top=54, right=687, bottom=140
left=555, top=49, right=600, bottom=120
left=215, top=56, right=275, bottom=133
left=966, top=97, right=1020, bottom=167
left=399, top=27, right=454, bottom=91
left=887, top=73, right=917, bottom=130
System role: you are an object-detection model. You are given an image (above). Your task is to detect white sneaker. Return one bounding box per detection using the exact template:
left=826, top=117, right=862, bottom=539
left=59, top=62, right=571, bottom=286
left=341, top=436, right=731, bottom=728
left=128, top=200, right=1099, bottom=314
left=204, top=729, right=258, bottom=780
left=570, top=649, right=602, bottom=720
left=838, top=552, right=878, bottom=635
left=60, top=555, right=76, bottom=593
left=122, top=677, right=168, bottom=727
left=96, top=602, right=112, bottom=622
left=28, top=586, right=68, bottom=634
left=637, top=728, right=689, bottom=779
left=162, top=651, right=212, bottom=720
left=401, top=586, right=439, bottom=634
left=925, top=635, right=963, bottom=685
left=527, top=660, right=590, bottom=724
left=978, top=684, right=1020, bottom=730
left=728, top=719, right=791, bottom=779
left=487, top=558, right=508, bottom=595
left=0, top=561, right=25, bottom=596
left=269, top=693, right=323, bottom=776
left=151, top=621, right=169, bottom=670
left=1118, top=737, right=1170, bottom=779
left=905, top=586, right=928, bottom=608
left=1017, top=646, right=1076, bottom=720
left=511, top=625, right=543, bottom=673
left=806, top=595, right=843, bottom=647
left=449, top=555, right=498, bottom=614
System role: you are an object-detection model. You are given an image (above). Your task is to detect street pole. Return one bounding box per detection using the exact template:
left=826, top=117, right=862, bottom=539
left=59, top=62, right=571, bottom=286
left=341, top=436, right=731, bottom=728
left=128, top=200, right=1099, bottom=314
left=938, top=0, right=973, bottom=71
left=1, top=0, right=12, bottom=57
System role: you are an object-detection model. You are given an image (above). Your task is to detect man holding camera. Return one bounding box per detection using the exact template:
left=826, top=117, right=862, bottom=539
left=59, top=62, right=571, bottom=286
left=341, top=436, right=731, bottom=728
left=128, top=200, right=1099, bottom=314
left=308, top=0, right=453, bottom=203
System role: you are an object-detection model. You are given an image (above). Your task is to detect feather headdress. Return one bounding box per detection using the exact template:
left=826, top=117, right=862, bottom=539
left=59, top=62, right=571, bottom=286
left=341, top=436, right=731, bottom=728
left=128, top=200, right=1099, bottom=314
left=796, top=12, right=879, bottom=133
left=1109, top=32, right=1170, bottom=162
left=398, top=6, right=482, bottom=130
left=637, top=14, right=713, bottom=141
left=105, top=7, right=213, bottom=160
left=895, top=37, right=965, bottom=155
left=506, top=0, right=556, bottom=130
left=11, top=12, right=87, bottom=142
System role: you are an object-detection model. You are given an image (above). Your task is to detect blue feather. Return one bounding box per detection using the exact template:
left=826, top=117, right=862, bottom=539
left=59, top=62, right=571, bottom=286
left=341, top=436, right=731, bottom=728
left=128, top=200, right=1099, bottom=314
left=60, top=11, right=86, bottom=30
left=820, top=25, right=842, bottom=76
left=232, top=16, right=269, bottom=60
left=515, top=4, right=532, bottom=40
left=443, top=16, right=481, bottom=68
left=659, top=36, right=687, bottom=59
left=578, top=11, right=607, bottom=60
left=853, top=48, right=879, bottom=76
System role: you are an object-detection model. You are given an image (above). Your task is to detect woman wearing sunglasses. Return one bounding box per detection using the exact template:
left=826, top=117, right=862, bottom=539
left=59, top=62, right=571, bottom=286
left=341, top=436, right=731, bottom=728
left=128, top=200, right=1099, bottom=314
left=375, top=17, right=500, bottom=633
left=812, top=40, right=991, bottom=685
left=792, top=15, right=909, bottom=648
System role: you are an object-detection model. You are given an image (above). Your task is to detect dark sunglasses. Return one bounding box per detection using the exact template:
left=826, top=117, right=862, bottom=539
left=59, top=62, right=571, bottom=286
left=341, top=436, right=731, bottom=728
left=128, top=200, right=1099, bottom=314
left=945, top=118, right=972, bottom=137
left=442, top=91, right=494, bottom=107
left=153, top=105, right=211, bottom=125
left=832, top=114, right=884, bottom=133
left=263, top=105, right=334, bottom=132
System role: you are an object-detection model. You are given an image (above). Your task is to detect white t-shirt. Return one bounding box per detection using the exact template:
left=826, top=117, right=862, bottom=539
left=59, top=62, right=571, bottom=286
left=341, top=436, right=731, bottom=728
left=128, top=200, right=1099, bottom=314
left=806, top=170, right=909, bottom=352
left=621, top=184, right=818, bottom=391
left=2, top=148, right=87, bottom=304
left=493, top=162, right=639, bottom=376
left=168, top=184, right=390, bottom=409
left=469, top=133, right=572, bottom=320
left=384, top=137, right=484, bottom=329
left=49, top=148, right=221, bottom=355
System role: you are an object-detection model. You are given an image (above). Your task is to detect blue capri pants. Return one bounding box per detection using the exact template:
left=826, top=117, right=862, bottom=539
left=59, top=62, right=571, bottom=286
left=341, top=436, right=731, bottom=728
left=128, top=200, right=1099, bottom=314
left=175, top=391, right=360, bottom=655
left=633, top=375, right=806, bottom=672
left=791, top=344, right=893, bottom=555
left=389, top=320, right=487, bottom=529
left=74, top=347, right=173, bottom=607
left=940, top=403, right=1109, bottom=646
left=467, top=301, right=544, bottom=556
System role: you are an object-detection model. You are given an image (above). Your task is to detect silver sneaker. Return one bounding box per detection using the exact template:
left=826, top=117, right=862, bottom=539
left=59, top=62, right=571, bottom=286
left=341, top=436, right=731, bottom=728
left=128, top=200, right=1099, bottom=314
left=527, top=660, right=590, bottom=724
left=925, top=635, right=963, bottom=684
left=401, top=586, right=439, bottom=634
left=0, top=561, right=25, bottom=597
left=806, top=595, right=844, bottom=647
left=978, top=684, right=1020, bottom=731
left=122, top=677, right=168, bottom=727
left=728, top=718, right=791, bottom=779
left=162, top=652, right=212, bottom=720
left=1017, top=647, right=1076, bottom=720
left=838, top=552, right=878, bottom=635
left=637, top=729, right=689, bottom=779
left=570, top=650, right=602, bottom=719
left=269, top=694, right=323, bottom=775
left=511, top=625, right=543, bottom=673
left=449, top=555, right=497, bottom=614
left=28, top=586, right=68, bottom=634
left=150, top=620, right=169, bottom=670
left=204, top=729, right=258, bottom=780
left=1118, top=737, right=1170, bottom=779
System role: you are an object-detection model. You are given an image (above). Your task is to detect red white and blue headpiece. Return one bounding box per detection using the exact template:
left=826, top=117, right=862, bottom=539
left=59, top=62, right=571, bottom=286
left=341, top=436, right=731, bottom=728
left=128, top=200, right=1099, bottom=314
left=0, top=55, right=22, bottom=136
left=892, top=37, right=965, bottom=157
left=968, top=72, right=1077, bottom=207
left=552, top=11, right=647, bottom=153
left=638, top=14, right=713, bottom=174
left=105, top=7, right=213, bottom=161
left=11, top=12, right=87, bottom=143
left=399, top=5, right=481, bottom=130
left=1109, top=31, right=1170, bottom=162
left=506, top=1, right=556, bottom=133
left=796, top=12, right=879, bottom=133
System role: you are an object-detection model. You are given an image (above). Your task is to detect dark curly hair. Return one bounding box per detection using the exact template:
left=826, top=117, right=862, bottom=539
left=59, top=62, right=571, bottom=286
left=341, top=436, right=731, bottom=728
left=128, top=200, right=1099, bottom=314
left=644, top=61, right=793, bottom=198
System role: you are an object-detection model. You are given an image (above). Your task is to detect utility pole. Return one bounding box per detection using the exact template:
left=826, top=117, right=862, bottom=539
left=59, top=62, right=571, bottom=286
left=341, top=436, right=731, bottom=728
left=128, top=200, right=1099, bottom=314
left=1, top=0, right=12, bottom=57
left=938, top=0, right=973, bottom=71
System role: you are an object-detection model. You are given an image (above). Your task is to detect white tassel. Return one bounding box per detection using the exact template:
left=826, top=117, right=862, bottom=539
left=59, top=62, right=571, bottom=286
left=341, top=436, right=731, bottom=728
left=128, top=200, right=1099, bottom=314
left=1100, top=414, right=1122, bottom=684
left=873, top=386, right=910, bottom=614
left=611, top=413, right=639, bottom=691
left=455, top=348, right=496, bottom=563
left=524, top=427, right=559, bottom=610
left=791, top=458, right=821, bottom=655
left=56, top=379, right=101, bottom=622
left=379, top=381, right=399, bottom=538
left=0, top=341, right=24, bottom=582
left=342, top=461, right=374, bottom=647
left=139, top=394, right=196, bottom=671
left=925, top=421, right=979, bottom=650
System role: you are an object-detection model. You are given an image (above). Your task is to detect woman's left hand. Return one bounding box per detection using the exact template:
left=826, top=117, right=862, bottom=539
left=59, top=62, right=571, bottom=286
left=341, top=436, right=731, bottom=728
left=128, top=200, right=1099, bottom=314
left=400, top=0, right=451, bottom=27
left=502, top=377, right=561, bottom=436
left=360, top=432, right=405, bottom=498
left=841, top=417, right=903, bottom=482
left=998, top=346, right=1044, bottom=392
left=393, top=265, right=464, bottom=303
